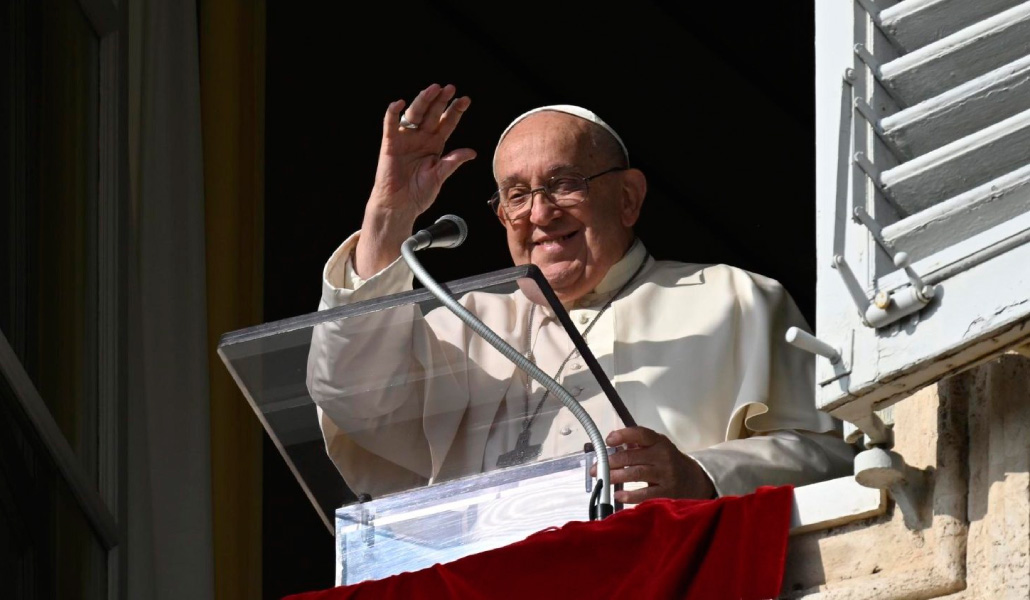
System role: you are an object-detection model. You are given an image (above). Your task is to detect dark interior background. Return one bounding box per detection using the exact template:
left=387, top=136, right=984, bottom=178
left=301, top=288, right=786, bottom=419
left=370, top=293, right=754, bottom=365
left=263, top=2, right=815, bottom=597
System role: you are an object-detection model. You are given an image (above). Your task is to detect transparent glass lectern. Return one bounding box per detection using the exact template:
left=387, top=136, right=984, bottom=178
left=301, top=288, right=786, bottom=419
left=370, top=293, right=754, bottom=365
left=217, top=265, right=634, bottom=585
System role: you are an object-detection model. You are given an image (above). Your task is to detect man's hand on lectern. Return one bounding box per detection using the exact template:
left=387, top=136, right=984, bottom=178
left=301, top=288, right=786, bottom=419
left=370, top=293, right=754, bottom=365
left=592, top=426, right=717, bottom=504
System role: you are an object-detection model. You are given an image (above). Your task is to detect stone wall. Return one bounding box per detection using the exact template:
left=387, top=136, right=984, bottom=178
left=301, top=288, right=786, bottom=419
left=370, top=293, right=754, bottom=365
left=782, top=353, right=1030, bottom=599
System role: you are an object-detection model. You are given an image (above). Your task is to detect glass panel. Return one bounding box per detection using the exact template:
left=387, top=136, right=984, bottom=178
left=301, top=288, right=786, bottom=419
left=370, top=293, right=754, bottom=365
left=0, top=0, right=102, bottom=481
left=219, top=268, right=630, bottom=527
left=0, top=376, right=107, bottom=600
left=335, top=452, right=598, bottom=585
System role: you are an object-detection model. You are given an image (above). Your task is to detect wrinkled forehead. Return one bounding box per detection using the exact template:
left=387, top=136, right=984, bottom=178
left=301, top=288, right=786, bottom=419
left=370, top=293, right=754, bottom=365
left=493, top=113, right=598, bottom=183
left=492, top=105, right=629, bottom=180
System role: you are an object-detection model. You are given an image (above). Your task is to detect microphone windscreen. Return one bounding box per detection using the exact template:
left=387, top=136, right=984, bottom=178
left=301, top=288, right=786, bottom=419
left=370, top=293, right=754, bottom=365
left=435, top=214, right=468, bottom=248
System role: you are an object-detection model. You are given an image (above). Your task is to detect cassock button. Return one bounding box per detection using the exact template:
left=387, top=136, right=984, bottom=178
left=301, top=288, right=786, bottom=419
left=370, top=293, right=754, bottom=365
left=559, top=426, right=573, bottom=436
left=570, top=362, right=582, bottom=371
left=571, top=386, right=584, bottom=397
left=578, top=313, right=589, bottom=325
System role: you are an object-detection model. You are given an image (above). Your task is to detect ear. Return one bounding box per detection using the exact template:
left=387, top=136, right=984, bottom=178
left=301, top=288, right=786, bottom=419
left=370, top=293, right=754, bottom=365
left=619, top=168, right=647, bottom=227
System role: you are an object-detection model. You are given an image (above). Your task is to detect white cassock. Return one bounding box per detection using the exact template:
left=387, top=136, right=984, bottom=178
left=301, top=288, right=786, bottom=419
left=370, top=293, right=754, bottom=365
left=306, top=235, right=855, bottom=499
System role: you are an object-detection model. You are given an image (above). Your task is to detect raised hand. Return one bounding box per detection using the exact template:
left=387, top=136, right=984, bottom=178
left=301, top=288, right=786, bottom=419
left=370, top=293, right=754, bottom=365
left=356, top=84, right=476, bottom=277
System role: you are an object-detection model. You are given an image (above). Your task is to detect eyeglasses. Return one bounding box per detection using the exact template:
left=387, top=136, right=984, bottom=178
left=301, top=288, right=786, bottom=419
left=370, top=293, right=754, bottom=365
left=487, top=166, right=628, bottom=222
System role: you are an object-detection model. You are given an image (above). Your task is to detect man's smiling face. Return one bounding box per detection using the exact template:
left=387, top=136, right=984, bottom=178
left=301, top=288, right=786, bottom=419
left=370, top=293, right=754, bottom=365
left=492, top=111, right=643, bottom=305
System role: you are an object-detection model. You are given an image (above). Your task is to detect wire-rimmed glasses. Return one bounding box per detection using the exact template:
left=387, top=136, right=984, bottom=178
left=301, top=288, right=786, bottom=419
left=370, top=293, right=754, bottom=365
left=487, top=166, right=628, bottom=222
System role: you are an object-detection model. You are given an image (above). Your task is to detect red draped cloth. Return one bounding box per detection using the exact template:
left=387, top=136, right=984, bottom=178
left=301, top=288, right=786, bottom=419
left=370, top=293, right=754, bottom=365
left=285, top=485, right=793, bottom=600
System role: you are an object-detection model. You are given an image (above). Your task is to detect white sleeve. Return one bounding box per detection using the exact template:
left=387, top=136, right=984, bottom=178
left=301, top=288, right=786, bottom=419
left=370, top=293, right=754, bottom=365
left=309, top=232, right=428, bottom=495
left=319, top=231, right=415, bottom=310
left=687, top=267, right=854, bottom=497
left=307, top=231, right=479, bottom=498
left=689, top=430, right=857, bottom=497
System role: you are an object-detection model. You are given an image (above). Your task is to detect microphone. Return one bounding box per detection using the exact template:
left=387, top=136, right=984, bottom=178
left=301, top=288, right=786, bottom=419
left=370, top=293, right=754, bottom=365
left=398, top=211, right=614, bottom=520
left=409, top=214, right=468, bottom=251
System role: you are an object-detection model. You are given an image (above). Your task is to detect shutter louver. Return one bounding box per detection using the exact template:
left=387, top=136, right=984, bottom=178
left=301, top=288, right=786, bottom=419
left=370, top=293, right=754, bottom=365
left=811, top=1, right=1030, bottom=436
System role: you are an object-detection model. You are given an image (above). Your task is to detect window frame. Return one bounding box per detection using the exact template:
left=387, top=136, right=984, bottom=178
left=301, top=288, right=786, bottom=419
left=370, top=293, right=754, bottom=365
left=1, top=0, right=127, bottom=597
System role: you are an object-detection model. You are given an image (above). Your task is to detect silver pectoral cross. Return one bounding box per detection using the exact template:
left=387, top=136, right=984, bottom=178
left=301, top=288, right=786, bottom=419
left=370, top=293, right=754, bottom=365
left=496, top=428, right=542, bottom=468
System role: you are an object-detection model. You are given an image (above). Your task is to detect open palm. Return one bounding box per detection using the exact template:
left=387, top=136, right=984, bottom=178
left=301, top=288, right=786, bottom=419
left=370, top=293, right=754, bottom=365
left=371, top=83, right=476, bottom=221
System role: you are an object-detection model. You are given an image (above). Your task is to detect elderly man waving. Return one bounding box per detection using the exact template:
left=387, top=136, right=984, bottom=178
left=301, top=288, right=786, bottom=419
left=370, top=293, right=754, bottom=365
left=306, top=83, right=854, bottom=503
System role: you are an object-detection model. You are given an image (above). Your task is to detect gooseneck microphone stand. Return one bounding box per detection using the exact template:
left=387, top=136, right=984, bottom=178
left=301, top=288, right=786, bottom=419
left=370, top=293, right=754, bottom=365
left=400, top=214, right=614, bottom=520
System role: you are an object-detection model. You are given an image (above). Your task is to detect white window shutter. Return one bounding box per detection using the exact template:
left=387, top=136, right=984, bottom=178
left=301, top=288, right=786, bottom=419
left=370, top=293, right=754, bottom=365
left=812, top=0, right=1030, bottom=436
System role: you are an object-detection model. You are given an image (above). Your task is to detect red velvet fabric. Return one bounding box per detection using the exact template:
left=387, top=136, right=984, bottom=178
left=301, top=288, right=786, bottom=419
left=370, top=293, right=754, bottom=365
left=285, top=485, right=793, bottom=600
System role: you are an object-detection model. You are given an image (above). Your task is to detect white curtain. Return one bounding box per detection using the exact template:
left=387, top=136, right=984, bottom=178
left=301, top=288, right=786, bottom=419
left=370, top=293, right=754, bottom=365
left=127, top=0, right=214, bottom=597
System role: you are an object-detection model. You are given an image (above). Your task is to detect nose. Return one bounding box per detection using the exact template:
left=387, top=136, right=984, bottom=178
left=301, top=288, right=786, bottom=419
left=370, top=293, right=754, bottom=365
left=527, top=190, right=562, bottom=225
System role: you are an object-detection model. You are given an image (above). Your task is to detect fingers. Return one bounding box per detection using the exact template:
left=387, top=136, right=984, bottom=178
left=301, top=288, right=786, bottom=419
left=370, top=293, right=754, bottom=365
left=421, top=84, right=456, bottom=131
left=606, top=445, right=658, bottom=471
left=604, top=447, right=667, bottom=486
left=608, top=464, right=661, bottom=486
left=382, top=84, right=471, bottom=145
left=615, top=486, right=664, bottom=505
left=588, top=441, right=661, bottom=476
left=600, top=443, right=716, bottom=502
left=606, top=426, right=663, bottom=448
left=434, top=148, right=477, bottom=182
left=382, top=99, right=406, bottom=138
left=591, top=446, right=660, bottom=483
left=437, top=95, right=472, bottom=139
left=401, top=83, right=442, bottom=128
left=382, top=84, right=445, bottom=139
